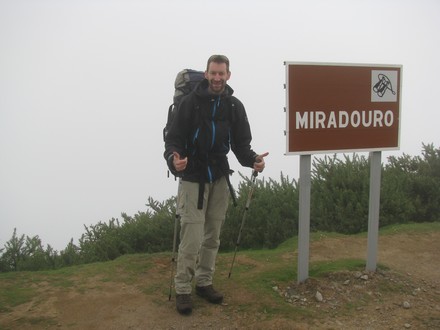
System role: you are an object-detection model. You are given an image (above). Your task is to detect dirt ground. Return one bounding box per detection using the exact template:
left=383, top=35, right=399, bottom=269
left=1, top=230, right=439, bottom=329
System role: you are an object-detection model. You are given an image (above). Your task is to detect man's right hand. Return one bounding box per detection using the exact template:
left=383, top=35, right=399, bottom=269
left=173, top=152, right=188, bottom=172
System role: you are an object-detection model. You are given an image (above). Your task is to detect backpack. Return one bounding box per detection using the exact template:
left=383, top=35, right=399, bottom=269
left=163, top=69, right=205, bottom=142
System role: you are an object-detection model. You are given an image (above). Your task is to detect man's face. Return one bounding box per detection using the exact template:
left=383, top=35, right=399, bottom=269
left=205, top=62, right=231, bottom=95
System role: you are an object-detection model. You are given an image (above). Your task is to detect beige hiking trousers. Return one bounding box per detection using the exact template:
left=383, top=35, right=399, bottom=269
left=174, top=177, right=229, bottom=294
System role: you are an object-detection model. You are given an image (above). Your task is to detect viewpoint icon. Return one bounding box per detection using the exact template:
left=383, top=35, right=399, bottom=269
left=371, top=70, right=398, bottom=102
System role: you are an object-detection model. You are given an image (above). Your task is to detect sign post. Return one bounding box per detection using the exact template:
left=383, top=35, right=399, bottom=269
left=285, top=62, right=402, bottom=282
left=366, top=151, right=382, bottom=271
left=297, top=154, right=311, bottom=283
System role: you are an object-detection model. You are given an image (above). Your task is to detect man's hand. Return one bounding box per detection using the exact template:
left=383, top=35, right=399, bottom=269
left=173, top=152, right=188, bottom=172
left=253, top=152, right=269, bottom=172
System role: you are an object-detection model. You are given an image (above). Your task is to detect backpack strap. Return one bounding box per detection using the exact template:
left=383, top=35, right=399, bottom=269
left=163, top=104, right=175, bottom=142
left=196, top=171, right=236, bottom=210
left=197, top=181, right=205, bottom=210
left=225, top=170, right=237, bottom=207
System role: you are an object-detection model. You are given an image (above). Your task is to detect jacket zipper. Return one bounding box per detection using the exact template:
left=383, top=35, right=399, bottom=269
left=207, top=96, right=220, bottom=182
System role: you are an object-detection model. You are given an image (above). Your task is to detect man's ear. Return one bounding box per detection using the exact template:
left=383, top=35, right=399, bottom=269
left=226, top=71, right=231, bottom=81
left=204, top=71, right=209, bottom=79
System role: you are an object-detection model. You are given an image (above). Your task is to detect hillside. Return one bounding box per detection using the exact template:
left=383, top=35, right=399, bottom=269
left=1, top=223, right=439, bottom=329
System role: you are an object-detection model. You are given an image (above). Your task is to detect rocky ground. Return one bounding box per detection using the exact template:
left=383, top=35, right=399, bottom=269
left=274, top=268, right=439, bottom=329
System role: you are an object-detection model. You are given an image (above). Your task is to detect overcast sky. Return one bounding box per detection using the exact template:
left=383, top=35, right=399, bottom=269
left=1, top=0, right=439, bottom=251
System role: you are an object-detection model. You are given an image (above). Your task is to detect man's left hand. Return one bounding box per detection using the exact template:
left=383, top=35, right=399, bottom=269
left=253, top=152, right=269, bottom=172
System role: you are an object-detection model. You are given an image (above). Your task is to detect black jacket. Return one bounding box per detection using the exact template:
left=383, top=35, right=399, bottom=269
left=164, top=79, right=257, bottom=183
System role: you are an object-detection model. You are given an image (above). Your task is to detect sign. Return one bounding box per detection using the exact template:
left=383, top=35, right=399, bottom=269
left=285, top=62, right=402, bottom=154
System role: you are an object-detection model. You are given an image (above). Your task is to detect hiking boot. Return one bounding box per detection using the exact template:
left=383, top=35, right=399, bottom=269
left=195, top=285, right=224, bottom=304
left=176, top=294, right=192, bottom=315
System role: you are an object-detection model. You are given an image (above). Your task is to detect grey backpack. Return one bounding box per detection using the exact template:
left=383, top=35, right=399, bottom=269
left=163, top=69, right=205, bottom=141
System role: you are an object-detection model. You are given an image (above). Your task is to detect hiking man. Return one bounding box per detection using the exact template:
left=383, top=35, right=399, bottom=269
left=164, top=54, right=268, bottom=315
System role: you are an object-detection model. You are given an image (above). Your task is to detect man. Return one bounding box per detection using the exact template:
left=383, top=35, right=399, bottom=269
left=164, top=55, right=268, bottom=315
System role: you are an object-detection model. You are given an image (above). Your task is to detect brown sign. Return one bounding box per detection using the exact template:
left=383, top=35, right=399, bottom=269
left=285, top=63, right=402, bottom=154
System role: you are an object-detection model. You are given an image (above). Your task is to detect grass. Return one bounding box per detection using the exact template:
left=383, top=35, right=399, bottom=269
left=378, top=221, right=440, bottom=235
left=0, top=286, right=35, bottom=313
left=309, top=258, right=366, bottom=277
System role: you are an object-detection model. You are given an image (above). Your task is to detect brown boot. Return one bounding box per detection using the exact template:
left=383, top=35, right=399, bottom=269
left=176, top=294, right=192, bottom=315
left=195, top=285, right=224, bottom=304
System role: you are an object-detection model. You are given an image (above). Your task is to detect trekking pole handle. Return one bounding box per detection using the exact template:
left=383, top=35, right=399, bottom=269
left=245, top=171, right=258, bottom=209
left=252, top=154, right=265, bottom=177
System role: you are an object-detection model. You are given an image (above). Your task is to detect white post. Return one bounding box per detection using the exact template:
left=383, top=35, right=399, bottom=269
left=297, top=154, right=312, bottom=283
left=366, top=151, right=382, bottom=271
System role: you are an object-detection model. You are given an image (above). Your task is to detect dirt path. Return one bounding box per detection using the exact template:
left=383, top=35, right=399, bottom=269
left=1, top=230, right=439, bottom=329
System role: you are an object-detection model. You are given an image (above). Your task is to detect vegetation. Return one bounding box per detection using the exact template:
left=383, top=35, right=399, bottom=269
left=1, top=143, right=439, bottom=272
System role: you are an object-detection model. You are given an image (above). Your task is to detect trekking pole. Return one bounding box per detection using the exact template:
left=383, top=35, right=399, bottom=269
left=228, top=170, right=258, bottom=279
left=168, top=181, right=180, bottom=301
left=168, top=212, right=179, bottom=300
